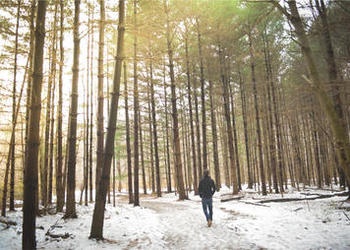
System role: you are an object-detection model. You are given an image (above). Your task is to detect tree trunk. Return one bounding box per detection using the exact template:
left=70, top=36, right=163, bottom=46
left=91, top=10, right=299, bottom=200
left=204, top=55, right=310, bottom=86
left=193, top=66, right=202, bottom=188
left=196, top=18, right=207, bottom=174
left=96, top=0, right=105, bottom=199
left=228, top=78, right=242, bottom=191
left=265, top=34, right=285, bottom=193
left=184, top=29, right=198, bottom=194
left=65, top=0, right=81, bottom=219
left=10, top=0, right=21, bottom=212
left=147, top=82, right=156, bottom=193
left=149, top=58, right=162, bottom=197
left=48, top=79, right=55, bottom=205
left=139, top=111, right=147, bottom=195
left=133, top=0, right=140, bottom=207
left=42, top=3, right=58, bottom=208
left=263, top=32, right=278, bottom=193
left=124, top=62, right=133, bottom=204
left=2, top=0, right=21, bottom=216
left=209, top=80, right=221, bottom=190
left=248, top=31, right=267, bottom=195
left=2, top=58, right=27, bottom=217
left=165, top=0, right=187, bottom=200
left=90, top=0, right=125, bottom=239
left=219, top=46, right=239, bottom=194
left=238, top=68, right=253, bottom=189
left=56, top=0, right=65, bottom=213
left=22, top=1, right=47, bottom=248
left=163, top=71, right=172, bottom=193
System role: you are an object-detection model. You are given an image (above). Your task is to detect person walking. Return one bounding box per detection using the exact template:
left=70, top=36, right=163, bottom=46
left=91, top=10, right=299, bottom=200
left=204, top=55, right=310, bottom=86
left=198, top=169, right=216, bottom=227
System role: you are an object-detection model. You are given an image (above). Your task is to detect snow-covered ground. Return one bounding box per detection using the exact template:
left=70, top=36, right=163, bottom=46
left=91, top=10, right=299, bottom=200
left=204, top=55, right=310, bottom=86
left=1, top=186, right=350, bottom=249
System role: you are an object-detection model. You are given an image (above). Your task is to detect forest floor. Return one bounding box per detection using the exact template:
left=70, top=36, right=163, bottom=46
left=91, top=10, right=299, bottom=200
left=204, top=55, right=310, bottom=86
left=0, top=186, right=350, bottom=249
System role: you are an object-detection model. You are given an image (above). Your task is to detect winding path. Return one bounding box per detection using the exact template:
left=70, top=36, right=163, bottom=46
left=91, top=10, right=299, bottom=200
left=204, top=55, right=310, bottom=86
left=141, top=198, right=256, bottom=249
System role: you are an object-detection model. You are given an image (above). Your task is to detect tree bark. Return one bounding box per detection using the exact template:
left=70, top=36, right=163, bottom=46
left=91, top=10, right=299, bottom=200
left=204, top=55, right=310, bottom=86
left=10, top=0, right=21, bottom=212
left=22, top=1, right=47, bottom=248
left=65, top=0, right=81, bottom=219
left=90, top=0, right=125, bottom=239
left=96, top=0, right=105, bottom=199
left=165, top=0, right=187, bottom=200
left=209, top=80, right=221, bottom=190
left=163, top=70, right=172, bottom=193
left=2, top=0, right=21, bottom=216
left=238, top=68, right=253, bottom=189
left=124, top=62, right=133, bottom=204
left=149, top=58, right=162, bottom=197
left=56, top=0, right=65, bottom=213
left=184, top=29, right=198, bottom=194
left=248, top=31, right=267, bottom=195
left=42, top=3, right=58, bottom=208
left=196, top=18, right=207, bottom=174
left=219, top=46, right=239, bottom=194
left=133, top=0, right=140, bottom=207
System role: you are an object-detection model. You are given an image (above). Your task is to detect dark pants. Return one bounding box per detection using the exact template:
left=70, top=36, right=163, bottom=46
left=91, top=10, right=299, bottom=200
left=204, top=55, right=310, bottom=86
left=201, top=197, right=213, bottom=221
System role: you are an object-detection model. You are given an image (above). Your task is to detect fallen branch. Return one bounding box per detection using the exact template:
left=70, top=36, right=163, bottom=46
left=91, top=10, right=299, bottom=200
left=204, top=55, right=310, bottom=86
left=46, top=231, right=71, bottom=239
left=239, top=201, right=270, bottom=207
left=221, top=195, right=244, bottom=202
left=45, top=218, right=72, bottom=240
left=258, top=191, right=349, bottom=204
left=0, top=216, right=17, bottom=226
left=300, top=191, right=348, bottom=197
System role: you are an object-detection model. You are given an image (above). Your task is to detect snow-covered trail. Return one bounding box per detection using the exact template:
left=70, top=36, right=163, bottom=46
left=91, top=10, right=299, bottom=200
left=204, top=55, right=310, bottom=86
left=141, top=198, right=257, bottom=250
left=1, top=190, right=348, bottom=249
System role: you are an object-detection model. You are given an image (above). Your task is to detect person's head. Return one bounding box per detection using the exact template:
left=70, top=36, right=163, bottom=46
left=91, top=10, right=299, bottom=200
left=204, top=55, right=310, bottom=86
left=203, top=169, right=209, bottom=177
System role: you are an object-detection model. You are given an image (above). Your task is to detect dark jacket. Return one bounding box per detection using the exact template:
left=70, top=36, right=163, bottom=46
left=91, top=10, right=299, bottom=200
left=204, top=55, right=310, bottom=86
left=198, top=176, right=216, bottom=199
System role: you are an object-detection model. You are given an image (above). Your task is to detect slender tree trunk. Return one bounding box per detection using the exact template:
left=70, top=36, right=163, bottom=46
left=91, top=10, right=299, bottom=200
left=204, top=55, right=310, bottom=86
left=139, top=112, right=147, bottom=195
left=24, top=0, right=36, bottom=192
left=133, top=0, right=140, bottom=207
left=263, top=32, right=278, bottom=193
left=219, top=46, right=238, bottom=194
left=43, top=4, right=58, bottom=208
left=89, top=8, right=94, bottom=203
left=266, top=37, right=285, bottom=193
left=148, top=94, right=155, bottom=193
left=9, top=0, right=21, bottom=212
left=193, top=66, right=202, bottom=187
left=209, top=80, right=221, bottom=190
left=84, top=5, right=91, bottom=206
left=228, top=79, right=241, bottom=190
left=2, top=0, right=21, bottom=216
left=196, top=18, right=207, bottom=174
left=2, top=59, right=27, bottom=216
left=48, top=80, right=55, bottom=204
left=184, top=30, right=198, bottom=194
left=65, top=0, right=81, bottom=219
left=219, top=110, right=231, bottom=187
left=124, top=62, right=133, bottom=204
left=96, top=0, right=105, bottom=198
left=56, top=0, right=65, bottom=213
left=238, top=69, right=253, bottom=189
left=149, top=58, right=162, bottom=197
left=165, top=0, right=187, bottom=200
left=248, top=31, right=267, bottom=195
left=90, top=0, right=125, bottom=239
left=22, top=1, right=47, bottom=248
left=163, top=70, right=172, bottom=193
